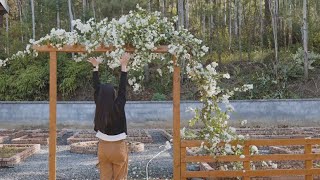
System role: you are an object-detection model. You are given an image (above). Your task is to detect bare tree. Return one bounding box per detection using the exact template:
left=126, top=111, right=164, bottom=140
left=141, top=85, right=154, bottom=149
left=178, top=0, right=185, bottom=29
left=269, top=0, right=279, bottom=77
left=185, top=0, right=189, bottom=29
left=92, top=0, right=96, bottom=19
left=288, top=0, right=293, bottom=45
left=57, top=0, right=61, bottom=28
left=31, top=0, right=35, bottom=39
left=303, top=0, right=309, bottom=80
left=238, top=0, right=242, bottom=61
left=228, top=0, right=232, bottom=50
left=5, top=14, right=9, bottom=55
left=68, top=0, right=74, bottom=31
left=148, top=0, right=152, bottom=12
left=16, top=0, right=24, bottom=43
left=83, top=0, right=87, bottom=20
left=259, top=0, right=264, bottom=49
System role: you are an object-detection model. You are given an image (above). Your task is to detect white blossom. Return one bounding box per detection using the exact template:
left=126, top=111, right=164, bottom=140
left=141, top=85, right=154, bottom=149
left=241, top=120, right=248, bottom=126
left=223, top=73, right=230, bottom=79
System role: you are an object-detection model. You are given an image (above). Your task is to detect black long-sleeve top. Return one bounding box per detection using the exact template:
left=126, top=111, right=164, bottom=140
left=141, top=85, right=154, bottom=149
left=93, top=71, right=128, bottom=135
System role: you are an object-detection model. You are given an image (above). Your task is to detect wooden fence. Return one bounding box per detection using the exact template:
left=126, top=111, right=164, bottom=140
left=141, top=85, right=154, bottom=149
left=179, top=139, right=320, bottom=180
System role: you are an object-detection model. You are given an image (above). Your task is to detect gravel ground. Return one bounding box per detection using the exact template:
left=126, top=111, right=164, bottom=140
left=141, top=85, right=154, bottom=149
left=0, top=130, right=174, bottom=180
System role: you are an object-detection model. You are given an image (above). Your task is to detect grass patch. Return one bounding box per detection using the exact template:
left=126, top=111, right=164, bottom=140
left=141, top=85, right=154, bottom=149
left=0, top=146, right=26, bottom=158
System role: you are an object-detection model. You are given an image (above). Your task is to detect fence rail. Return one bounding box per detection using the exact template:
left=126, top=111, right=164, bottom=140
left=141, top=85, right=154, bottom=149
left=180, top=139, right=320, bottom=179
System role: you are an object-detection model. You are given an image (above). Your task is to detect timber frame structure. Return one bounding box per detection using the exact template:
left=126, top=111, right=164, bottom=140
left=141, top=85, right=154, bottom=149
left=32, top=44, right=183, bottom=180
left=33, top=44, right=320, bottom=180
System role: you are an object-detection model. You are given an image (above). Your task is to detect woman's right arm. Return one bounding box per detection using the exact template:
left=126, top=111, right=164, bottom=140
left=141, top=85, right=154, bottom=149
left=88, top=57, right=101, bottom=103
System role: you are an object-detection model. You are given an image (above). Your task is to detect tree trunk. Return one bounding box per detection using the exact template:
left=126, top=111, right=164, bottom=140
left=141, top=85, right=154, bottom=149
left=15, top=0, right=24, bottom=43
left=224, top=0, right=227, bottom=26
left=57, top=0, right=61, bottom=28
left=160, top=0, right=165, bottom=16
left=288, top=0, right=293, bottom=45
left=238, top=0, right=242, bottom=62
left=68, top=0, right=74, bottom=31
left=5, top=14, right=9, bottom=55
left=148, top=0, right=152, bottom=12
left=303, top=0, right=308, bottom=80
left=185, top=0, right=189, bottom=29
left=234, top=0, right=238, bottom=36
left=228, top=0, right=232, bottom=50
left=83, top=0, right=87, bottom=21
left=31, top=0, right=35, bottom=40
left=178, top=0, right=185, bottom=29
left=269, top=0, right=279, bottom=77
left=92, top=0, right=96, bottom=19
left=265, top=0, right=272, bottom=47
left=260, top=0, right=264, bottom=49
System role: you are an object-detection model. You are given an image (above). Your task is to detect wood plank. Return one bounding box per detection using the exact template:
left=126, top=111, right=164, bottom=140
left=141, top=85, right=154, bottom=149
left=181, top=139, right=320, bottom=147
left=181, top=147, right=187, bottom=180
left=173, top=55, right=181, bottom=180
left=32, top=44, right=169, bottom=53
left=243, top=145, right=250, bottom=180
left=184, top=169, right=320, bottom=177
left=183, top=154, right=320, bottom=162
left=49, top=52, right=57, bottom=180
left=305, top=144, right=313, bottom=180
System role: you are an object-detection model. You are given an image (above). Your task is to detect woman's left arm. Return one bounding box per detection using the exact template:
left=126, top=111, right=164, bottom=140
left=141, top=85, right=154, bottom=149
left=117, top=53, right=130, bottom=105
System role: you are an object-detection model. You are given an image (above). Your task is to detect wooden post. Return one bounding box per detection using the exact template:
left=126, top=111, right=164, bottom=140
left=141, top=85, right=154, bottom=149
left=243, top=145, right=250, bottom=180
left=173, top=55, right=181, bottom=180
left=181, top=147, right=187, bottom=179
left=305, top=144, right=312, bottom=180
left=49, top=51, right=57, bottom=180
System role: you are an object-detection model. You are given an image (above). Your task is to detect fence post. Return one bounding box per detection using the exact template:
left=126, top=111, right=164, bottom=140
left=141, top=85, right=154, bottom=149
left=173, top=55, right=181, bottom=180
left=181, top=147, right=187, bottom=179
left=305, top=143, right=312, bottom=180
left=243, top=145, right=250, bottom=180
left=49, top=51, right=57, bottom=180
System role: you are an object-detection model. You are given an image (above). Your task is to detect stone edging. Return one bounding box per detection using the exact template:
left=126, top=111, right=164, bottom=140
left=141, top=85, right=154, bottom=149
left=0, top=144, right=40, bottom=167
left=159, top=129, right=172, bottom=141
left=70, top=140, right=145, bottom=154
left=0, top=136, right=9, bottom=143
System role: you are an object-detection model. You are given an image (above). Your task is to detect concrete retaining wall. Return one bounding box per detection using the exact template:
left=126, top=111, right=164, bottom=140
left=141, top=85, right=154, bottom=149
left=0, top=99, right=320, bottom=128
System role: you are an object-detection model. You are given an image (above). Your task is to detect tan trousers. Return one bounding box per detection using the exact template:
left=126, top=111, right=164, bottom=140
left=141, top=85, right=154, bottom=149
left=98, top=139, right=128, bottom=180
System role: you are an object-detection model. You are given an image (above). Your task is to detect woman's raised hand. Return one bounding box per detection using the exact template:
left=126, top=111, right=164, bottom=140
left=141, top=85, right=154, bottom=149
left=87, top=57, right=101, bottom=67
left=120, top=53, right=131, bottom=72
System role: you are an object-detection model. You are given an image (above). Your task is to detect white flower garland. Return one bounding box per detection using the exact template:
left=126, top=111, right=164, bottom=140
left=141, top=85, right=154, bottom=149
left=0, top=4, right=269, bottom=171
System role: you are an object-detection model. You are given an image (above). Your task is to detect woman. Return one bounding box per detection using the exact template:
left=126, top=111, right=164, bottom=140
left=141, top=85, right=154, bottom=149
left=88, top=53, right=130, bottom=180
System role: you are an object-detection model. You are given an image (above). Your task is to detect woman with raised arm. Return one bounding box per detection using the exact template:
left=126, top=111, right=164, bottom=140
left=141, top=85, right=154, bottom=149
left=88, top=53, right=130, bottom=180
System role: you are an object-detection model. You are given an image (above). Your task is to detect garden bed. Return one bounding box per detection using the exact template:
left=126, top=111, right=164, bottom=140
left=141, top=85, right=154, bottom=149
left=67, top=129, right=153, bottom=144
left=0, top=136, right=9, bottom=143
left=12, top=134, right=49, bottom=145
left=0, top=129, right=26, bottom=140
left=70, top=140, right=145, bottom=154
left=0, top=144, right=40, bottom=167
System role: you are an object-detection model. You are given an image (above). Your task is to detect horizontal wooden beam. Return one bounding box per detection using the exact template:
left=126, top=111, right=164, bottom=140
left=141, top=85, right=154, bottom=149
left=181, top=138, right=320, bottom=147
left=182, top=154, right=320, bottom=163
left=183, top=169, right=320, bottom=178
left=32, top=44, right=169, bottom=53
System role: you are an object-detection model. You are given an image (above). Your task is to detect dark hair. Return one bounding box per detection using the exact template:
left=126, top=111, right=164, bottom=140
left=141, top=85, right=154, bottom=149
left=94, top=83, right=115, bottom=130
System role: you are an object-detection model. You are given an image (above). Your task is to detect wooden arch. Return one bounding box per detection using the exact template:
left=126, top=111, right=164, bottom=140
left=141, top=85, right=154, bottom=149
left=33, top=44, right=320, bottom=180
left=32, top=44, right=182, bottom=180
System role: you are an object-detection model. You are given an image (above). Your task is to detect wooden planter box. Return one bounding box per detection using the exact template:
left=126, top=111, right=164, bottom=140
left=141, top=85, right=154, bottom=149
left=160, top=129, right=173, bottom=141
left=0, top=136, right=9, bottom=143
left=0, top=130, right=26, bottom=140
left=70, top=141, right=98, bottom=154
left=70, top=140, right=145, bottom=154
left=68, top=129, right=153, bottom=144
left=0, top=144, right=40, bottom=167
left=12, top=134, right=49, bottom=145
left=67, top=133, right=98, bottom=144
